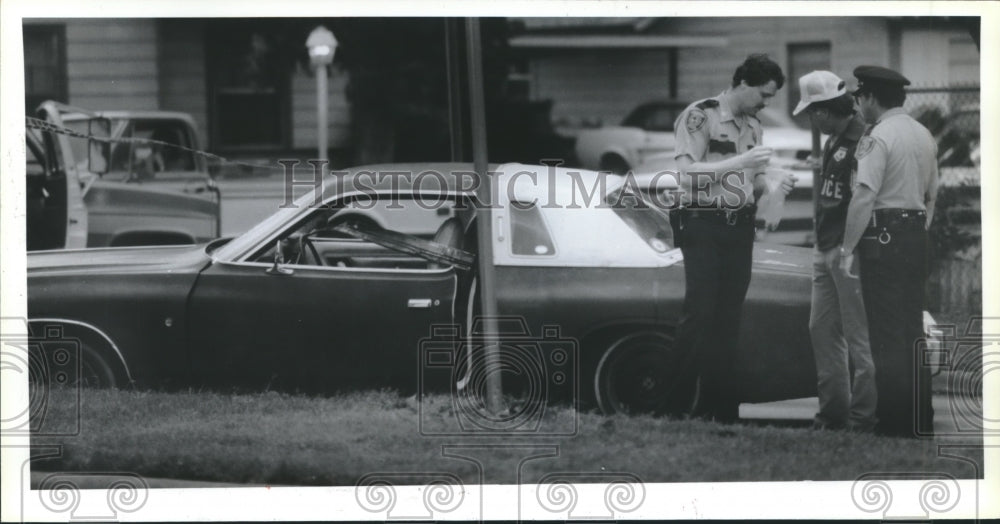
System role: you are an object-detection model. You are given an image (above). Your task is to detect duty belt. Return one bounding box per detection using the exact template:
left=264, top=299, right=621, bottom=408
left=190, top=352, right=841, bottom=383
left=683, top=205, right=757, bottom=226
left=864, top=208, right=926, bottom=244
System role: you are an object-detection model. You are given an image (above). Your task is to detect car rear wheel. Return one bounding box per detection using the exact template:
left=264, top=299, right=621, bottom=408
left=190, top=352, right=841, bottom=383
left=600, top=154, right=631, bottom=175
left=594, top=331, right=698, bottom=416
left=79, top=345, right=118, bottom=388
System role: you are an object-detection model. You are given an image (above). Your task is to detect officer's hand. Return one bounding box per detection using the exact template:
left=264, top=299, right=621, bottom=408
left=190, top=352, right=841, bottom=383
left=779, top=173, right=797, bottom=195
left=741, top=146, right=773, bottom=169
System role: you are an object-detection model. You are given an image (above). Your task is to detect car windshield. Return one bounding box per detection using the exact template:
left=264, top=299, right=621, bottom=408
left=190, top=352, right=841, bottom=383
left=621, top=103, right=684, bottom=132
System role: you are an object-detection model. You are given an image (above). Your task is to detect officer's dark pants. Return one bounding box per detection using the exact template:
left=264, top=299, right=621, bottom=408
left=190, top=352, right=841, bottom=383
left=675, top=215, right=755, bottom=421
left=858, top=228, right=934, bottom=437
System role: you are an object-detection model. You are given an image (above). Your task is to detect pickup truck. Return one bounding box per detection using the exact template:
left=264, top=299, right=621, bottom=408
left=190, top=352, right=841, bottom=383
left=27, top=102, right=221, bottom=250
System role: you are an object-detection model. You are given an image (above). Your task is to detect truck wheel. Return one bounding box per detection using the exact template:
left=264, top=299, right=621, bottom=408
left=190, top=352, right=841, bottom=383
left=593, top=331, right=697, bottom=416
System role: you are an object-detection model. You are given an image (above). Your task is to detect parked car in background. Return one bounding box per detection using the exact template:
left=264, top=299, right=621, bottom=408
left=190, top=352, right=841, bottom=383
left=27, top=102, right=221, bottom=250
left=27, top=162, right=829, bottom=418
left=574, top=100, right=814, bottom=175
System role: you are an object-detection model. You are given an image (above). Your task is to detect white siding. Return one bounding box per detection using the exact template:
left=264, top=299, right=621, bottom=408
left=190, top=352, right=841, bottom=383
left=524, top=17, right=892, bottom=133
left=64, top=19, right=159, bottom=110
left=665, top=17, right=891, bottom=115
left=158, top=20, right=208, bottom=138
left=529, top=49, right=672, bottom=128
left=290, top=65, right=352, bottom=149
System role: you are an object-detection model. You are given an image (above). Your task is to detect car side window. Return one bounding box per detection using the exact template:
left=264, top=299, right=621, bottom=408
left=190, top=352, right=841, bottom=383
left=606, top=189, right=674, bottom=253
left=509, top=201, right=555, bottom=256
left=645, top=107, right=677, bottom=132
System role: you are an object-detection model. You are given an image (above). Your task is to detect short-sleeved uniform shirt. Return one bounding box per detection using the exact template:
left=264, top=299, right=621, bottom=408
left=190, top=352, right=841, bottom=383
left=854, top=107, right=939, bottom=212
left=673, top=92, right=763, bottom=208
left=814, top=112, right=867, bottom=251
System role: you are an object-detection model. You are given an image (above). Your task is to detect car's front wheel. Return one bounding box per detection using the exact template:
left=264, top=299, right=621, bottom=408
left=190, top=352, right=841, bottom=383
left=593, top=331, right=698, bottom=416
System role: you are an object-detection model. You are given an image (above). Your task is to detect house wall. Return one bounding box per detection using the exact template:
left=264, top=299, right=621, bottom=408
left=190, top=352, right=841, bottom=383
left=522, top=17, right=893, bottom=132
left=158, top=20, right=208, bottom=139
left=657, top=17, right=891, bottom=116
left=290, top=65, right=352, bottom=150
left=528, top=49, right=672, bottom=129
left=55, top=19, right=160, bottom=110
left=28, top=19, right=354, bottom=153
left=900, top=28, right=979, bottom=86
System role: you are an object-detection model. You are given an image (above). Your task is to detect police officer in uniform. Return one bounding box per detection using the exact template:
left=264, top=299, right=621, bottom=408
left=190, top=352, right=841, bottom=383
left=793, top=71, right=878, bottom=432
left=840, top=65, right=939, bottom=438
left=670, top=54, right=796, bottom=422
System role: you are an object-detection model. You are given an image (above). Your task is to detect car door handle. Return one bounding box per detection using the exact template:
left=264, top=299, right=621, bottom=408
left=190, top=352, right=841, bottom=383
left=408, top=298, right=434, bottom=309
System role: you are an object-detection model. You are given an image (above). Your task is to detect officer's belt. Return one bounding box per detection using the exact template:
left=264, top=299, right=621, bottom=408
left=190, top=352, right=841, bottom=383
left=683, top=205, right=757, bottom=226
left=866, top=208, right=926, bottom=231
left=863, top=208, right=926, bottom=245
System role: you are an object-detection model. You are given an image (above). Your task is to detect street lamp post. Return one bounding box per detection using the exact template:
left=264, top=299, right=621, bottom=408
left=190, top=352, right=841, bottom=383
left=306, top=26, right=338, bottom=163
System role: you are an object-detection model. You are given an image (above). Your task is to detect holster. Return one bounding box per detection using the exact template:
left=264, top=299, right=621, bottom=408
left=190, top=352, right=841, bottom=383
left=669, top=208, right=685, bottom=247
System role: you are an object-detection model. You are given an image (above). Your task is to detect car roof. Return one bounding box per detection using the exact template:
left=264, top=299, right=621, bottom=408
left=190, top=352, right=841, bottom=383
left=316, top=162, right=502, bottom=200
left=315, top=162, right=636, bottom=205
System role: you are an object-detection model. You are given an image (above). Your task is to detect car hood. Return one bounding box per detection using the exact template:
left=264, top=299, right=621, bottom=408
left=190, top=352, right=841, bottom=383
left=28, top=244, right=212, bottom=275
left=752, top=243, right=813, bottom=275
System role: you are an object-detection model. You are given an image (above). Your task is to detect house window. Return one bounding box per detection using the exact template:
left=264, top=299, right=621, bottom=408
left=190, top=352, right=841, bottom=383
left=23, top=25, right=67, bottom=110
left=206, top=22, right=291, bottom=151
left=787, top=42, right=832, bottom=128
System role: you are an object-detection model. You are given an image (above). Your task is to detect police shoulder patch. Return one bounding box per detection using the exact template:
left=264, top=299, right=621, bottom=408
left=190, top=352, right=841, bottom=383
left=855, top=136, right=875, bottom=159
left=685, top=109, right=707, bottom=133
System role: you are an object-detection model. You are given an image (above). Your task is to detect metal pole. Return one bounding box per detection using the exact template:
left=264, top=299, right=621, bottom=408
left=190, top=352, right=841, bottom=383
left=465, top=17, right=503, bottom=415
left=811, top=118, right=821, bottom=205
left=317, top=64, right=329, bottom=162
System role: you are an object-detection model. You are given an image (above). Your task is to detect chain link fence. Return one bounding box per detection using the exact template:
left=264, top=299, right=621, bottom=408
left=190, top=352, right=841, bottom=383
left=905, top=84, right=981, bottom=186
left=904, top=84, right=981, bottom=319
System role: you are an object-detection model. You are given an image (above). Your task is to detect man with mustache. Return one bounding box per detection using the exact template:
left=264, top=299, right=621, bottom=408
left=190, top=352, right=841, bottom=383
left=840, top=65, right=939, bottom=438
left=669, top=53, right=796, bottom=422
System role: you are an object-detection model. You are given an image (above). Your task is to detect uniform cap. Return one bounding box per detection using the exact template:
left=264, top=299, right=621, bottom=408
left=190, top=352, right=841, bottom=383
left=793, top=70, right=847, bottom=116
left=852, top=65, right=911, bottom=96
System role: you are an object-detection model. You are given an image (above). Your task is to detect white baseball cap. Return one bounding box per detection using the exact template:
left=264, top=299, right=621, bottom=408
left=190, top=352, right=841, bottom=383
left=792, top=70, right=847, bottom=116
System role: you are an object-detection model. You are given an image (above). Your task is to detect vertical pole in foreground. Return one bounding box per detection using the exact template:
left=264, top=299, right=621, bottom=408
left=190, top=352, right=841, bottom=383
left=317, top=64, right=329, bottom=162
left=810, top=119, right=821, bottom=205
left=465, top=17, right=503, bottom=415
left=444, top=18, right=466, bottom=162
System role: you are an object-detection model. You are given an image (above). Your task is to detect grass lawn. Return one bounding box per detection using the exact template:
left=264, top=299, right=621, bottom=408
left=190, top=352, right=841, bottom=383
left=30, top=388, right=983, bottom=486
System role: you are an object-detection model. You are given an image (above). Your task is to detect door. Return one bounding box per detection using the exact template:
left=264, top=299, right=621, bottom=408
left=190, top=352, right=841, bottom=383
left=186, top=246, right=458, bottom=393
left=107, top=118, right=214, bottom=197
left=787, top=42, right=832, bottom=129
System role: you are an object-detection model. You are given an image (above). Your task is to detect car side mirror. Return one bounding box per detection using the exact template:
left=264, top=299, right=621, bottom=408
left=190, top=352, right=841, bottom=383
left=88, top=117, right=111, bottom=175
left=266, top=239, right=295, bottom=275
